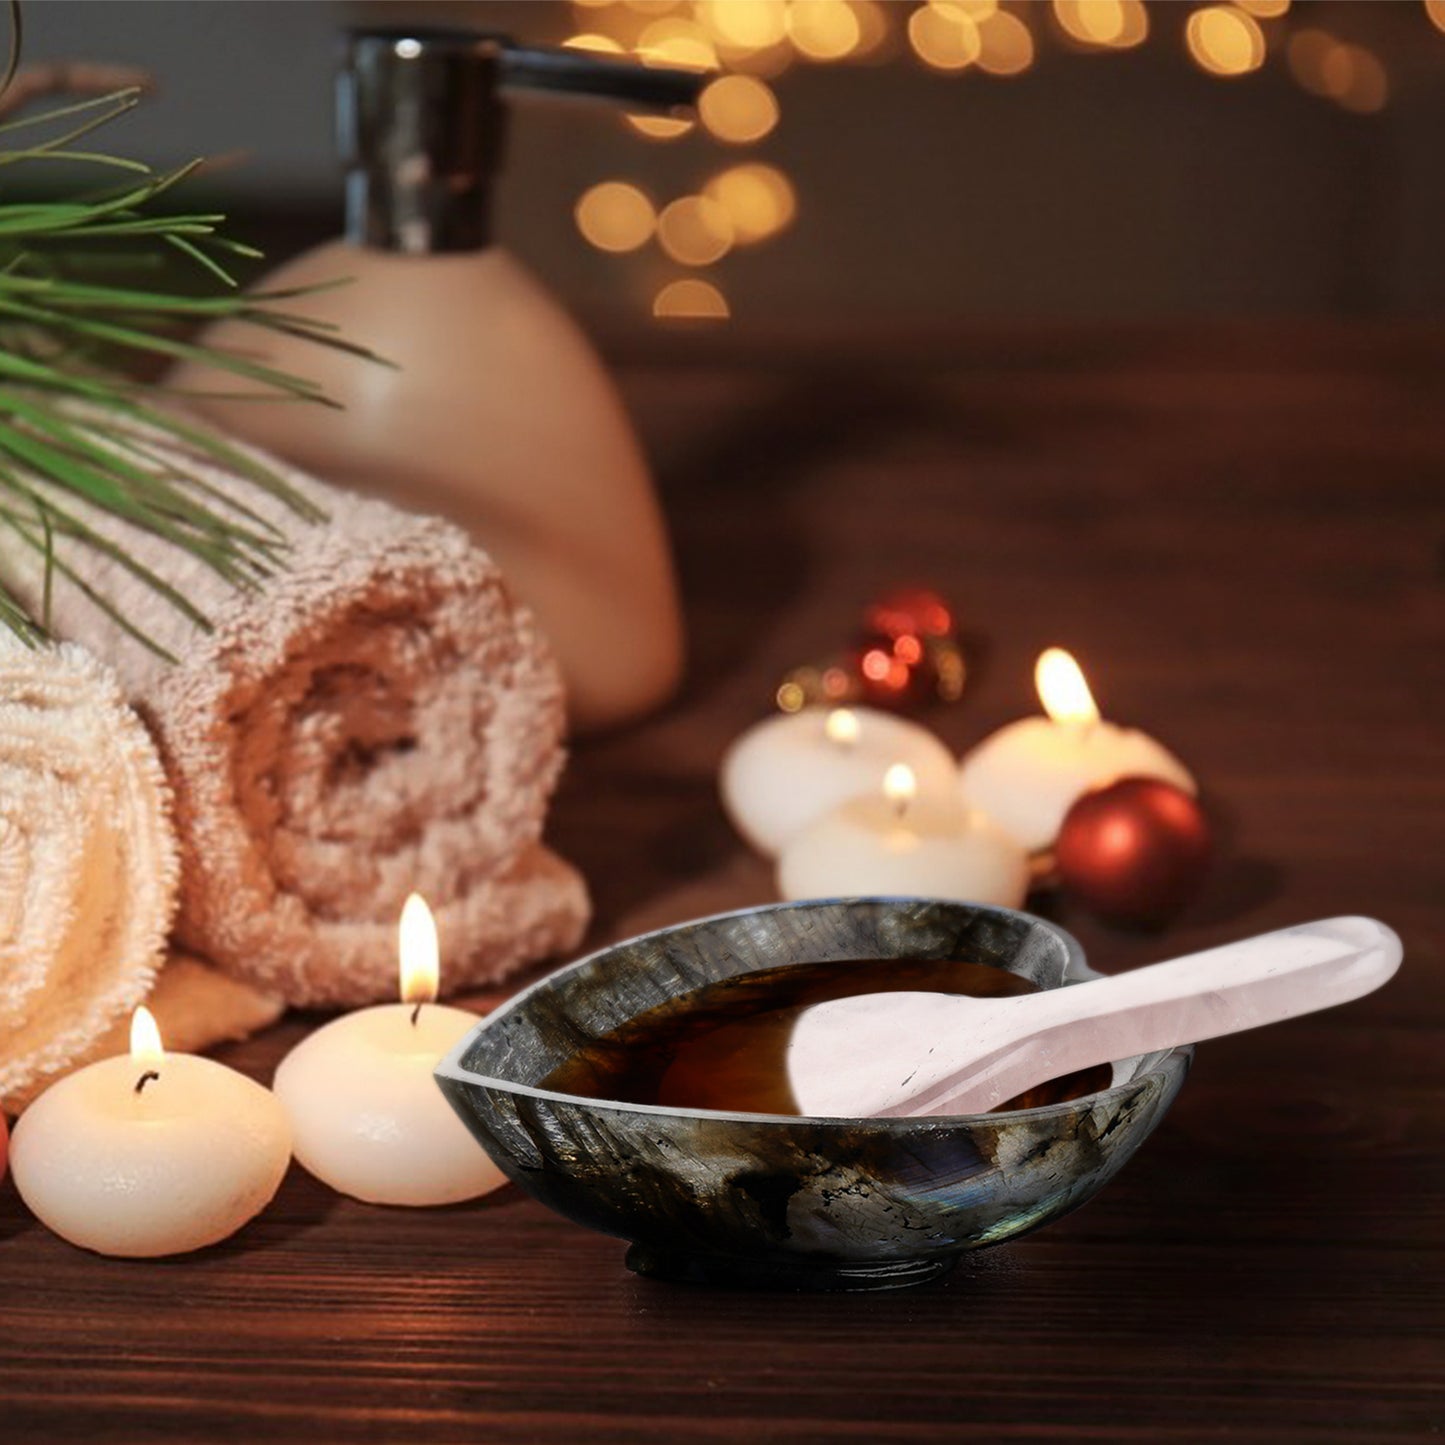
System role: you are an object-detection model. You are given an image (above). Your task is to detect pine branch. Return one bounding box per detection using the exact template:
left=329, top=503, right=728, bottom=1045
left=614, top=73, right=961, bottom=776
left=0, top=6, right=382, bottom=652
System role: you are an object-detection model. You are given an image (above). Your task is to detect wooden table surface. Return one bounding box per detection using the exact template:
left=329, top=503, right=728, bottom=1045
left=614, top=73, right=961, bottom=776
left=2, top=325, right=1441, bottom=1442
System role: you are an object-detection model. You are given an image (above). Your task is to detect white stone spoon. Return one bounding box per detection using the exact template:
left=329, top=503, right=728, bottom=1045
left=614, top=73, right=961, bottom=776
left=787, top=916, right=1402, bottom=1119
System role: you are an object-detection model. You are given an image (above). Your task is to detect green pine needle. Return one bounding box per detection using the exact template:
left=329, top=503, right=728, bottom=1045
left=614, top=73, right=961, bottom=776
left=0, top=0, right=385, bottom=655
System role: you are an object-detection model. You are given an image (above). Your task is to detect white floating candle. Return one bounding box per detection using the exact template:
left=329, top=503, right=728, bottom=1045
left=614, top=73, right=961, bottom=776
left=9, top=1007, right=291, bottom=1258
left=721, top=705, right=960, bottom=857
left=273, top=894, right=505, bottom=1207
left=958, top=649, right=1195, bottom=855
left=778, top=763, right=1029, bottom=908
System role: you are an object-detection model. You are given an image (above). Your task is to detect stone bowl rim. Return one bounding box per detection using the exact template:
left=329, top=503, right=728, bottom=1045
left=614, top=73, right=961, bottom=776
left=434, top=896, right=1193, bottom=1127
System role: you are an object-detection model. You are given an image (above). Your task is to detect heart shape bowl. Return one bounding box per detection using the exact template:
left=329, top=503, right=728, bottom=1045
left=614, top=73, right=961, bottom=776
left=436, top=898, right=1190, bottom=1291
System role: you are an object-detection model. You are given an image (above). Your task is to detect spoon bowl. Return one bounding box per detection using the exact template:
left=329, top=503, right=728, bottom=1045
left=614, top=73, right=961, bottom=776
left=436, top=898, right=1191, bottom=1291
left=788, top=916, right=1402, bottom=1120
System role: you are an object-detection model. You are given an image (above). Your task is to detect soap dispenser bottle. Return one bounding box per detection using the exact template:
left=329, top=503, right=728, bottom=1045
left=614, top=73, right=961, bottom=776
left=173, top=31, right=701, bottom=733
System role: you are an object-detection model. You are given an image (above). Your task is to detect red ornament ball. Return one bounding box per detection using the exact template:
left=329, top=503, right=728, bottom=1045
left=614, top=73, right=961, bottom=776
left=849, top=631, right=937, bottom=709
left=773, top=585, right=966, bottom=713
left=864, top=587, right=954, bottom=641
left=1056, top=777, right=1212, bottom=926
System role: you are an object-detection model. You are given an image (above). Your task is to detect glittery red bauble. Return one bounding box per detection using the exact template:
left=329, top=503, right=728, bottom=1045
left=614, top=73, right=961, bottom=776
left=850, top=630, right=937, bottom=709
left=1056, top=777, right=1212, bottom=926
left=855, top=588, right=966, bottom=708
left=773, top=586, right=965, bottom=713
left=864, top=587, right=955, bottom=641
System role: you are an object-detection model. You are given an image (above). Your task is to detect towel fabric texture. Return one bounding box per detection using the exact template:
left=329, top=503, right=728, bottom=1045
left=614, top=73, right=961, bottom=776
left=3, top=953, right=286, bottom=1115
left=0, top=409, right=589, bottom=1007
left=0, top=633, right=178, bottom=1111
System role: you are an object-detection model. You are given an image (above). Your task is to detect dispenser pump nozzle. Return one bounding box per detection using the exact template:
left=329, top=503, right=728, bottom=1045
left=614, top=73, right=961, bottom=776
left=339, top=28, right=707, bottom=255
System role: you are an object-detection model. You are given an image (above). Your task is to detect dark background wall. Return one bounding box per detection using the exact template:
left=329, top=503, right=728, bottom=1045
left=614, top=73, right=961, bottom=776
left=16, top=1, right=1445, bottom=334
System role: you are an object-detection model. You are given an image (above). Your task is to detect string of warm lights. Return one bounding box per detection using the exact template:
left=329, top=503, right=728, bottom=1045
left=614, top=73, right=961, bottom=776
left=570, top=0, right=1444, bottom=322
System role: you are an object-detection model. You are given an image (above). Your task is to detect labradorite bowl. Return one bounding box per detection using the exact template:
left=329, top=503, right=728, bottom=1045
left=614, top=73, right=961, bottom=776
left=435, top=899, right=1190, bottom=1291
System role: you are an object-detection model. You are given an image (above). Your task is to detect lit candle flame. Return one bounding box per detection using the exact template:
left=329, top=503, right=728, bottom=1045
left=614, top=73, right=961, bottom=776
left=399, top=893, right=439, bottom=1007
left=825, top=708, right=860, bottom=746
left=1035, top=648, right=1100, bottom=725
left=883, top=762, right=917, bottom=811
left=130, top=1005, right=164, bottom=1069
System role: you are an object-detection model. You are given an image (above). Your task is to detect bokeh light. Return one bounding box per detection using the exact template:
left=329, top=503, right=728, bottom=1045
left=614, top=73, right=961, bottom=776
left=908, top=4, right=982, bottom=71
left=1117, top=0, right=1150, bottom=47
left=653, top=278, right=731, bottom=318
left=563, top=33, right=625, bottom=55
left=657, top=194, right=736, bottom=264
left=704, top=163, right=798, bottom=242
left=864, top=648, right=912, bottom=693
left=565, top=30, right=692, bottom=139
left=849, top=0, right=894, bottom=59
left=1054, top=0, right=1118, bottom=45
left=636, top=17, right=718, bottom=68
left=698, top=73, right=780, bottom=142
left=697, top=0, right=789, bottom=49
left=788, top=0, right=863, bottom=61
left=1289, top=31, right=1387, bottom=113
left=626, top=113, right=696, bottom=139
left=1052, top=0, right=1147, bottom=49
left=777, top=680, right=806, bottom=712
left=976, top=10, right=1036, bottom=75
left=565, top=0, right=1412, bottom=324
left=574, top=181, right=656, bottom=252
left=716, top=40, right=797, bottom=79
left=1185, top=6, right=1266, bottom=77
left=627, top=20, right=715, bottom=136
left=894, top=633, right=923, bottom=665
left=1429, top=0, right=1445, bottom=36
left=1285, top=29, right=1326, bottom=92
left=1330, top=46, right=1388, bottom=114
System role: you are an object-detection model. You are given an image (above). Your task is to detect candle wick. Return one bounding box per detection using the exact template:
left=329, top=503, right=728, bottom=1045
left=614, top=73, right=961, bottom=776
left=134, top=1069, right=160, bottom=1095
left=893, top=798, right=908, bottom=821
left=410, top=1000, right=423, bottom=1027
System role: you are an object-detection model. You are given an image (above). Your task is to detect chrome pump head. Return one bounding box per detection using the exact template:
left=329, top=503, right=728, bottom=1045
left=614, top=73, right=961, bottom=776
left=339, top=28, right=706, bottom=254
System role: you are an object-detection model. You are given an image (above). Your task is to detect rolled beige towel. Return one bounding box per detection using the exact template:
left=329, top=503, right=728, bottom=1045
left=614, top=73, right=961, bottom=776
left=0, top=408, right=589, bottom=1006
left=0, top=633, right=178, bottom=1112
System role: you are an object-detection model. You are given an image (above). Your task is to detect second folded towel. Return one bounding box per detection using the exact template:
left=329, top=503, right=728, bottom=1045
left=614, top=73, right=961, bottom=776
left=0, top=408, right=589, bottom=1006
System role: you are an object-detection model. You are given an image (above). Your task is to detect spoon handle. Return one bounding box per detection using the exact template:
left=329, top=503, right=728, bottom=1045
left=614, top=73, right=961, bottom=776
left=892, top=915, right=1402, bottom=1118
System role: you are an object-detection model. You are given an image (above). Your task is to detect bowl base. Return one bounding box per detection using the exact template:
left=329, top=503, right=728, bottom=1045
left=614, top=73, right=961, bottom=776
left=625, top=1243, right=956, bottom=1293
